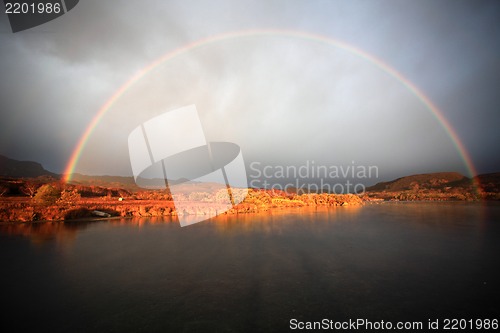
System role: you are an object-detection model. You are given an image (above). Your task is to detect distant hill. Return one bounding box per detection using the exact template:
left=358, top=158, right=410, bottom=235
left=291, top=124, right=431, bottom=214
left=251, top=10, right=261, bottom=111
left=69, top=173, right=137, bottom=186
left=1, top=155, right=498, bottom=199
left=475, top=172, right=500, bottom=193
left=0, top=155, right=58, bottom=178
left=68, top=173, right=194, bottom=191
left=367, top=172, right=470, bottom=192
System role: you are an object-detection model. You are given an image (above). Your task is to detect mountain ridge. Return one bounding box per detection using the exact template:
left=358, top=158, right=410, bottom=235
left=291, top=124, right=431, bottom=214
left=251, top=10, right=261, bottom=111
left=366, top=172, right=470, bottom=192
left=0, top=155, right=498, bottom=194
left=0, top=155, right=58, bottom=178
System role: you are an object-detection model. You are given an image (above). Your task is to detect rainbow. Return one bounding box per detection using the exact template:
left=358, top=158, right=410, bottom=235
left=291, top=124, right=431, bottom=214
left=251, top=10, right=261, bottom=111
left=63, top=29, right=479, bottom=184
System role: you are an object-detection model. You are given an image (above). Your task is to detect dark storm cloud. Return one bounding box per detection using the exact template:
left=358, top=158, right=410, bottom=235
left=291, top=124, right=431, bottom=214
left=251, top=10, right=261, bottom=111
left=0, top=1, right=191, bottom=171
left=0, top=0, right=498, bottom=178
left=352, top=1, right=500, bottom=174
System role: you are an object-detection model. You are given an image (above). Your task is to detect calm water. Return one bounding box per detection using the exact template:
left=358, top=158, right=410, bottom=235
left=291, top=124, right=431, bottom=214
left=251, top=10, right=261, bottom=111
left=1, top=202, right=499, bottom=332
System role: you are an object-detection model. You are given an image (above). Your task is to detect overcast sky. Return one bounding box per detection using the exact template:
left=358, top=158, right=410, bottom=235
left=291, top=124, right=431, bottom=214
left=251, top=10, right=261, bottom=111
left=0, top=0, right=499, bottom=184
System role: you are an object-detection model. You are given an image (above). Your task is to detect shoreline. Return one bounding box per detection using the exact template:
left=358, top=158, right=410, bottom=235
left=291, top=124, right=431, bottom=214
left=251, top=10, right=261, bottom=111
left=0, top=192, right=363, bottom=224
left=0, top=199, right=494, bottom=226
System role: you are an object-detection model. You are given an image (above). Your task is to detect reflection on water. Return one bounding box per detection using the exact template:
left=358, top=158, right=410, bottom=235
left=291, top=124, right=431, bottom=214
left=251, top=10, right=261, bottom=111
left=213, top=206, right=363, bottom=235
left=0, top=202, right=498, bottom=332
left=0, top=221, right=85, bottom=246
left=0, top=206, right=364, bottom=241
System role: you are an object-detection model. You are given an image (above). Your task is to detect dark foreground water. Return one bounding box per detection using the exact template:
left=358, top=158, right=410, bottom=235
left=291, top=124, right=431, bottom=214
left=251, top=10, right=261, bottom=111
left=1, top=202, right=499, bottom=332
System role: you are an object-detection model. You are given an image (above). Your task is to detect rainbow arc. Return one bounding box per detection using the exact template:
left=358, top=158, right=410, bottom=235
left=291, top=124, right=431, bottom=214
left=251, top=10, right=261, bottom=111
left=63, top=29, right=478, bottom=187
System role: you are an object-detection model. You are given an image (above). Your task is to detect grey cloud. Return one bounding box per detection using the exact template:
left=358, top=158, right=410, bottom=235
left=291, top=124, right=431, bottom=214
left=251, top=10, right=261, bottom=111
left=0, top=0, right=498, bottom=180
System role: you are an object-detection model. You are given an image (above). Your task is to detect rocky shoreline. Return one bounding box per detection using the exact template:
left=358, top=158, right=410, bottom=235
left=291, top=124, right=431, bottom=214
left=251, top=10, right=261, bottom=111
left=0, top=190, right=363, bottom=223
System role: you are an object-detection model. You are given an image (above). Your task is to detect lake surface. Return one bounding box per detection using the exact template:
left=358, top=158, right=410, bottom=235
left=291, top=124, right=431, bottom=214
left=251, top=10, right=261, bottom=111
left=1, top=202, right=499, bottom=332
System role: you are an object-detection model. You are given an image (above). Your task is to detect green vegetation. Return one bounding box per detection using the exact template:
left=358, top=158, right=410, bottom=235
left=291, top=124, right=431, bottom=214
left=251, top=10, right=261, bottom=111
left=33, top=184, right=61, bottom=205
